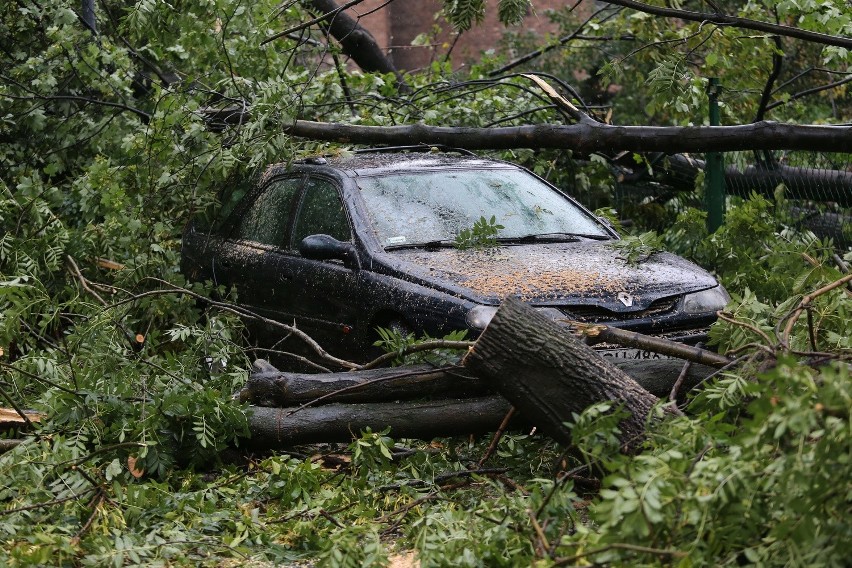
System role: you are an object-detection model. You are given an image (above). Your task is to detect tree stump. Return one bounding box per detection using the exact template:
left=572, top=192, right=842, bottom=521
left=463, top=297, right=663, bottom=453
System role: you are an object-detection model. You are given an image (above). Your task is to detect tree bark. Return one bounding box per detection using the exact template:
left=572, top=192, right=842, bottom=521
left=283, top=119, right=852, bottom=154
left=247, top=396, right=511, bottom=448
left=81, top=0, right=97, bottom=35
left=308, top=0, right=400, bottom=76
left=463, top=297, right=664, bottom=454
left=239, top=358, right=712, bottom=407
left=574, top=323, right=731, bottom=367
left=239, top=363, right=485, bottom=406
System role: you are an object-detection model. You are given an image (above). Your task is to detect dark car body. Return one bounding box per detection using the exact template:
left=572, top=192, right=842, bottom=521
left=182, top=150, right=727, bottom=361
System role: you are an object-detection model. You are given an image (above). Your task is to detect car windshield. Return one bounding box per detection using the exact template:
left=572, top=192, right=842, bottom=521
left=357, top=168, right=608, bottom=248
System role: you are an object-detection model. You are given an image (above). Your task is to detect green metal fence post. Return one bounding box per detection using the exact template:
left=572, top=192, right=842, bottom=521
left=705, top=78, right=725, bottom=232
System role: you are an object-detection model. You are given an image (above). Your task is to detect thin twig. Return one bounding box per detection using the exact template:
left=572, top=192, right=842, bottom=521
left=477, top=407, right=516, bottom=467
left=527, top=508, right=550, bottom=557
left=553, top=542, right=687, bottom=565
left=70, top=492, right=105, bottom=545
left=488, top=5, right=618, bottom=77
left=669, top=357, right=694, bottom=404
left=724, top=341, right=776, bottom=358
left=781, top=274, right=852, bottom=348
left=806, top=308, right=818, bottom=352
left=601, top=0, right=852, bottom=49
left=109, top=280, right=360, bottom=370
left=766, top=74, right=852, bottom=112
left=358, top=340, right=474, bottom=370
left=0, top=361, right=82, bottom=397
left=0, top=488, right=97, bottom=516
left=715, top=311, right=775, bottom=346
left=262, top=0, right=370, bottom=45
left=67, top=255, right=107, bottom=306
left=535, top=464, right=590, bottom=519
left=63, top=442, right=148, bottom=468
left=684, top=354, right=752, bottom=401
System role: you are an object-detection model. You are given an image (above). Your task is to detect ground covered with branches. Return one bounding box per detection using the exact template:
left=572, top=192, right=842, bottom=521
left=1, top=0, right=850, bottom=565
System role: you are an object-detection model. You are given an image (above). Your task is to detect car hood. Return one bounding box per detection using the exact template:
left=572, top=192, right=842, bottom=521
left=377, top=241, right=718, bottom=311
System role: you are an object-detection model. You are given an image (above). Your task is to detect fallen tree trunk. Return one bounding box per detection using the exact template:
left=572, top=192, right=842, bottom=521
left=262, top=0, right=401, bottom=78
left=463, top=297, right=666, bottom=454
left=284, top=119, right=852, bottom=154
left=247, top=396, right=511, bottom=448
left=239, top=358, right=712, bottom=407
left=239, top=363, right=485, bottom=406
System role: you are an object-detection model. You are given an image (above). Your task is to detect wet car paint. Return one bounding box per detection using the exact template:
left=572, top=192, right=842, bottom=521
left=182, top=152, right=726, bottom=361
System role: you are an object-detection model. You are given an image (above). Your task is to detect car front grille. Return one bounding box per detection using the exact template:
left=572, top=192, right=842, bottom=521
left=559, top=296, right=679, bottom=323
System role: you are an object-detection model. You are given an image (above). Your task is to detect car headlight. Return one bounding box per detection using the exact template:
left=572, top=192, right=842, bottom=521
left=466, top=305, right=498, bottom=330
left=682, top=286, right=730, bottom=314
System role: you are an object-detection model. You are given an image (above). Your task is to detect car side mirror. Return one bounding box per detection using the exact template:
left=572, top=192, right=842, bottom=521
left=299, top=234, right=359, bottom=269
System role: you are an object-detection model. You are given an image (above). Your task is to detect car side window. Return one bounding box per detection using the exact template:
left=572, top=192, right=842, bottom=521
left=291, top=178, right=352, bottom=249
left=237, top=178, right=301, bottom=246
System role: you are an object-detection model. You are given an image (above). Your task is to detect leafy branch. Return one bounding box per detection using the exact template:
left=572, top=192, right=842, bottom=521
left=455, top=215, right=505, bottom=249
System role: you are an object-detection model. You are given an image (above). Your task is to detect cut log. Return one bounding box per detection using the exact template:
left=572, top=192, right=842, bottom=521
left=239, top=358, right=712, bottom=407
left=239, top=363, right=485, bottom=406
left=463, top=297, right=665, bottom=454
left=247, top=396, right=511, bottom=448
left=614, top=358, right=712, bottom=398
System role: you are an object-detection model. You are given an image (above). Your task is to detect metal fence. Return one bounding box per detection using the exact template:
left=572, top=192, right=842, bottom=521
left=567, top=150, right=851, bottom=249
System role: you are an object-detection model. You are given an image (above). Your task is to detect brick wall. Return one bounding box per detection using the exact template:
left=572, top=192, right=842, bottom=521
left=344, top=0, right=589, bottom=71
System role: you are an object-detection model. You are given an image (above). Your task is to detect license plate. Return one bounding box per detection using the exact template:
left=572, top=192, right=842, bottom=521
left=595, top=348, right=672, bottom=360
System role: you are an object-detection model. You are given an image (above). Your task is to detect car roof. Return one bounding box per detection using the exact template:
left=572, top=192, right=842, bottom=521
left=287, top=151, right=517, bottom=178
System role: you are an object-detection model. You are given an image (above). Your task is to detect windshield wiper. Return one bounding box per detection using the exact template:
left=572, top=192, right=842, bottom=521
left=384, top=239, right=456, bottom=251
left=499, top=232, right=611, bottom=243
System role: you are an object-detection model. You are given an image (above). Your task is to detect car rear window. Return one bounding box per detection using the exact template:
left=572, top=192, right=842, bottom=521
left=357, top=168, right=607, bottom=247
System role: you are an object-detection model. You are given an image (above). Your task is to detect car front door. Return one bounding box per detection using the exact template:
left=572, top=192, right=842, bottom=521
left=281, top=176, right=361, bottom=358
left=216, top=175, right=303, bottom=325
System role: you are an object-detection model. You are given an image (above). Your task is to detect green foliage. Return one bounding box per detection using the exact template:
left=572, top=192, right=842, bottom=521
left=0, top=0, right=849, bottom=566
left=455, top=215, right=505, bottom=250
left=373, top=327, right=469, bottom=366
left=560, top=358, right=851, bottom=566
left=666, top=195, right=848, bottom=305
left=442, top=0, right=486, bottom=31
left=351, top=428, right=396, bottom=472
left=609, top=230, right=665, bottom=266
left=522, top=0, right=851, bottom=126
left=497, top=0, right=532, bottom=27
left=319, top=526, right=388, bottom=568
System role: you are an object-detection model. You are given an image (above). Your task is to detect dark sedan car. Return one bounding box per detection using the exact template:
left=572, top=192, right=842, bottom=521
left=182, top=149, right=728, bottom=361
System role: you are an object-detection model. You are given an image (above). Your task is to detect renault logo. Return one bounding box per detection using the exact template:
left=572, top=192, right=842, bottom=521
left=617, top=292, right=634, bottom=307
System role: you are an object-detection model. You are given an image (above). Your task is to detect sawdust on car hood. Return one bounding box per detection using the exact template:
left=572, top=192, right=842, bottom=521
left=381, top=241, right=718, bottom=308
